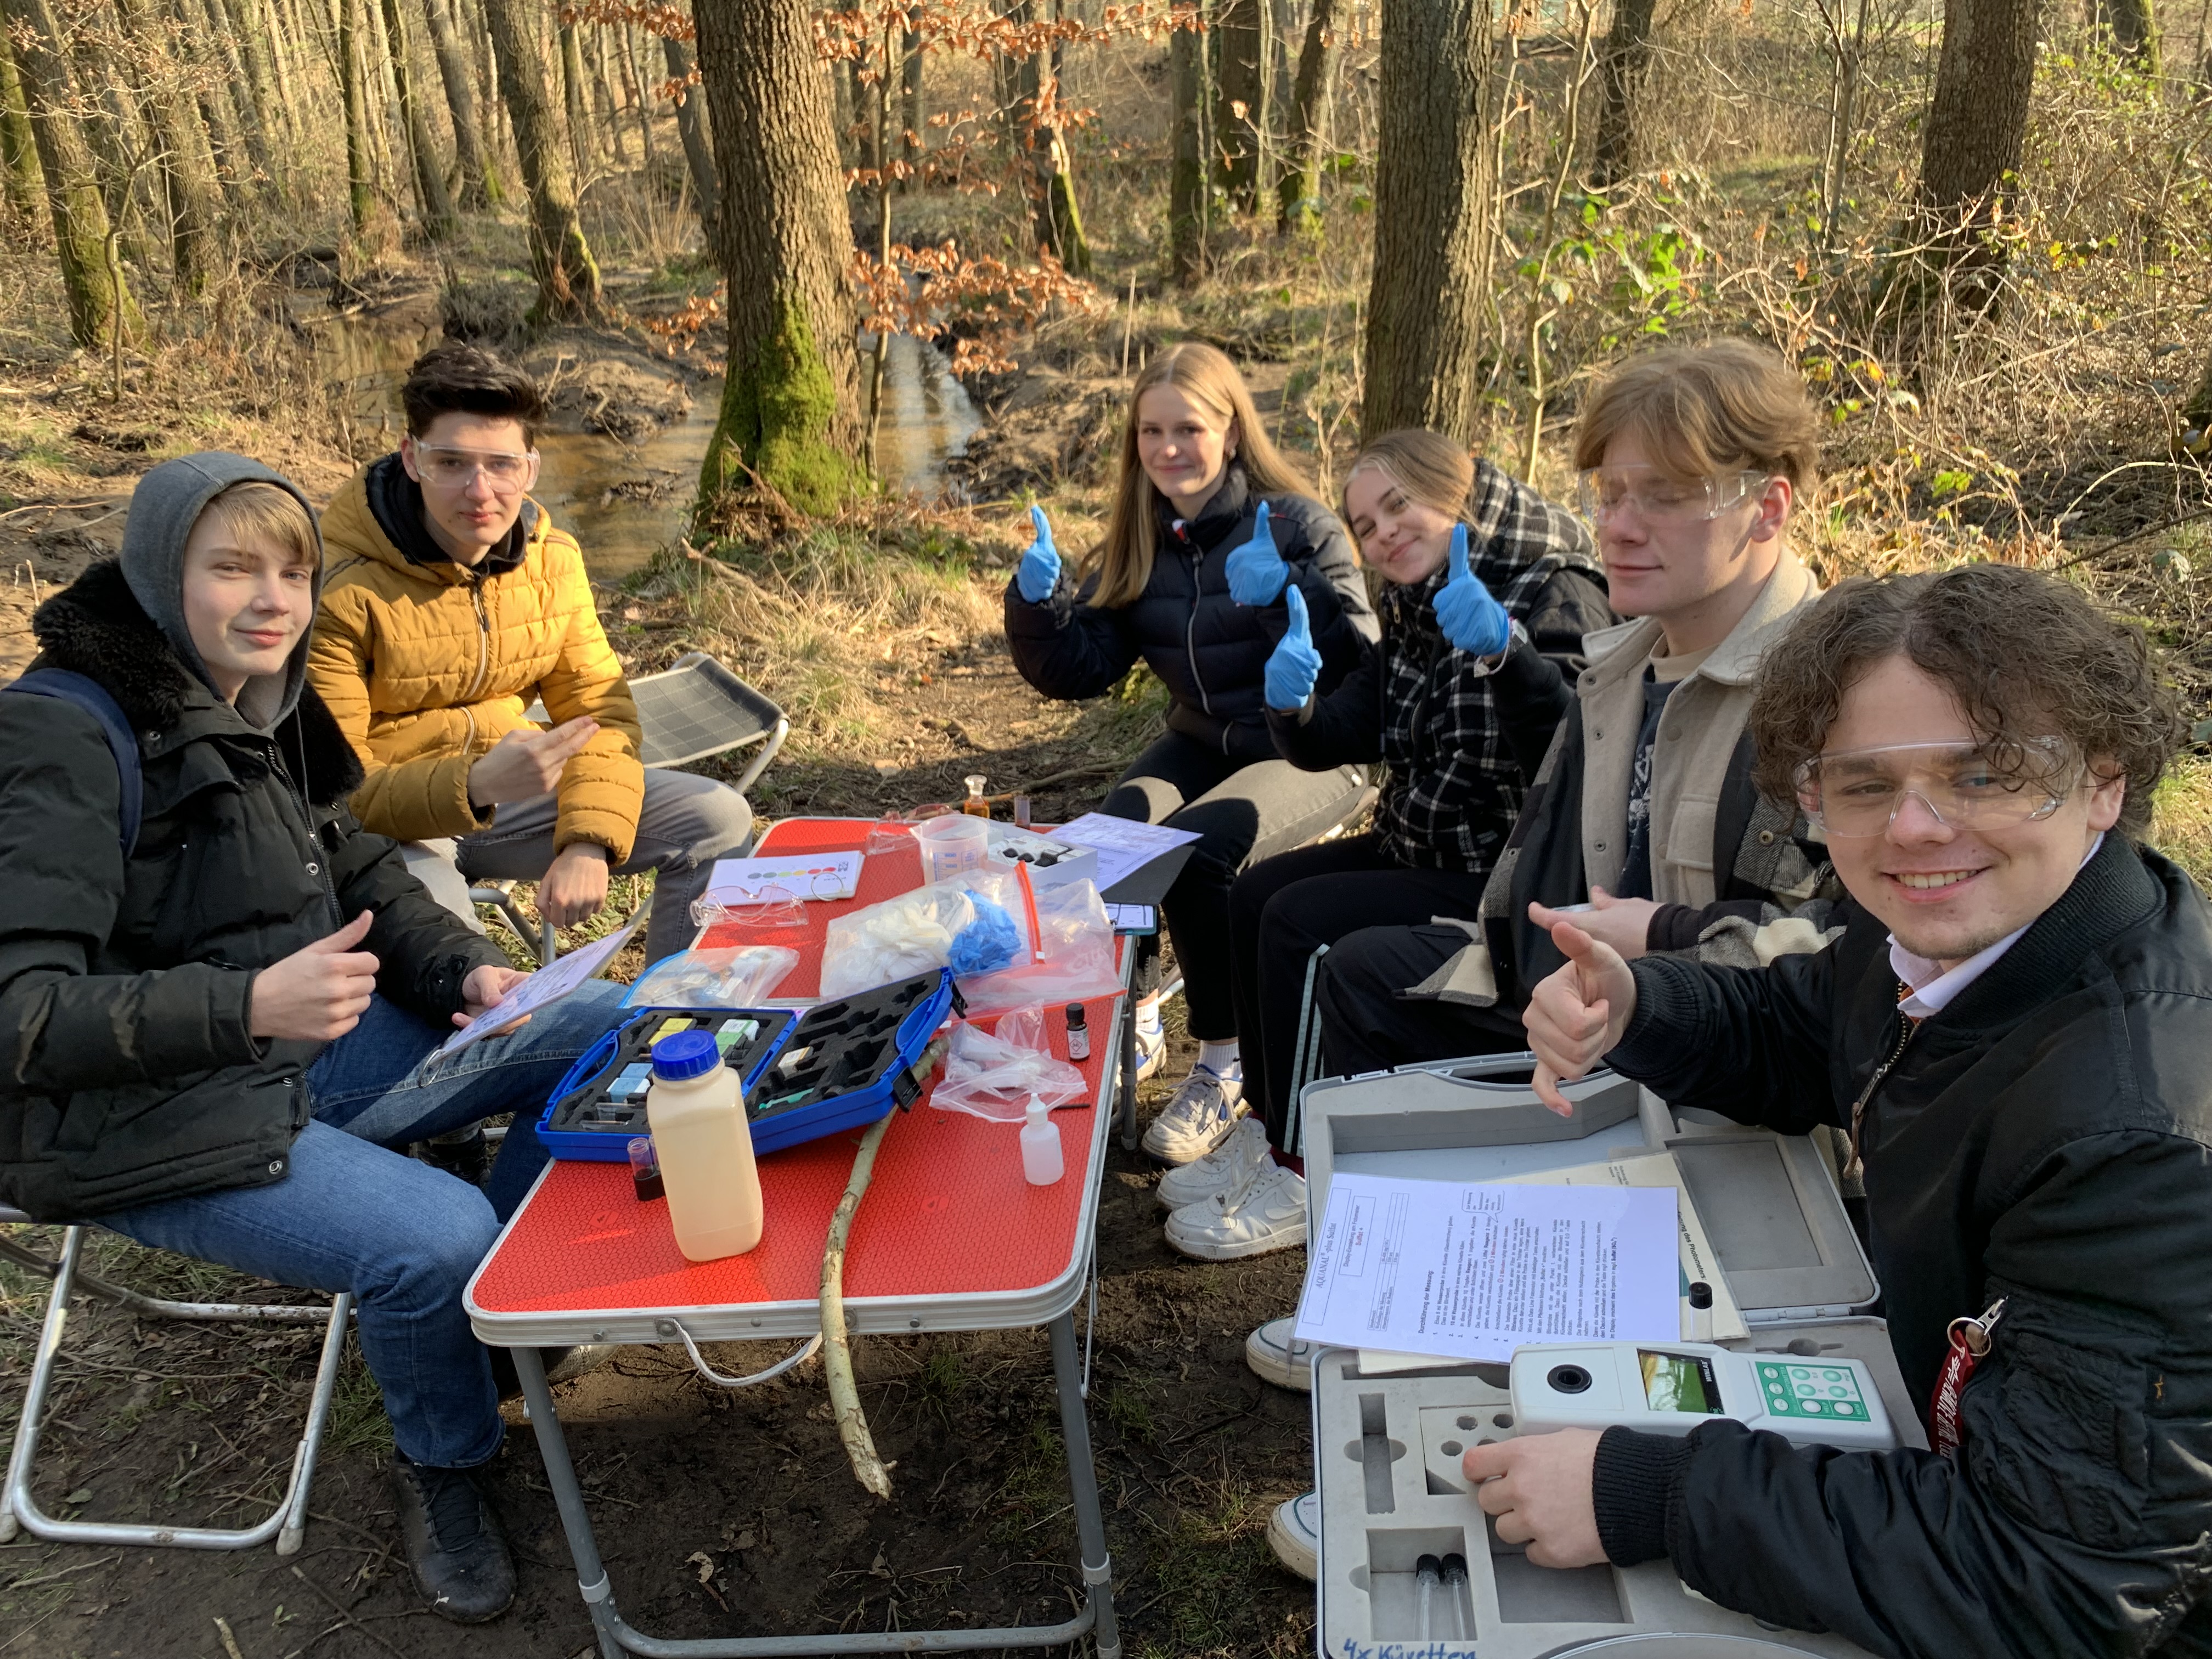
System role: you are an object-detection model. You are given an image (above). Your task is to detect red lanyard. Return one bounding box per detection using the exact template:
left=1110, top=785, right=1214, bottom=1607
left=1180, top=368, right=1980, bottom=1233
left=1929, top=1299, right=2005, bottom=1456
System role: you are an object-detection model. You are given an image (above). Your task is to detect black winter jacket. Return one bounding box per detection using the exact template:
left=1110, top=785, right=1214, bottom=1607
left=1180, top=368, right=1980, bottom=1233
left=1267, top=461, right=1611, bottom=871
left=1003, top=466, right=1379, bottom=762
left=0, top=562, right=510, bottom=1220
left=1594, top=834, right=2212, bottom=1658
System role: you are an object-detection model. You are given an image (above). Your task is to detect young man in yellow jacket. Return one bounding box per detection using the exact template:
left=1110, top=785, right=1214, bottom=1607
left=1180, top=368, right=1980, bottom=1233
left=310, top=344, right=752, bottom=965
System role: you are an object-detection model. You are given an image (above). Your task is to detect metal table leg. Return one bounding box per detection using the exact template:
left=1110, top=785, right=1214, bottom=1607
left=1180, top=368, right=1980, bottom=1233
left=515, top=1324, right=1117, bottom=1656
left=1117, top=971, right=1139, bottom=1153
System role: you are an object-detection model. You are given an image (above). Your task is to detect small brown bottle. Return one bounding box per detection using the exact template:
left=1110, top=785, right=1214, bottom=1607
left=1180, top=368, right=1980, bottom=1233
left=1064, top=1002, right=1090, bottom=1060
left=962, top=775, right=991, bottom=819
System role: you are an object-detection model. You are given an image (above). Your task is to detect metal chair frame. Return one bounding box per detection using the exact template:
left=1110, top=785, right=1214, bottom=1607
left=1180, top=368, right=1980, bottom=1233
left=0, top=1217, right=352, bottom=1555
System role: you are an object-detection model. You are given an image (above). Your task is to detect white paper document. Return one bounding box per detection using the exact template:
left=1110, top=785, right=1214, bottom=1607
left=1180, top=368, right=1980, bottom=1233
left=1294, top=1172, right=1681, bottom=1364
left=425, top=916, right=639, bottom=1074
left=1049, top=813, right=1203, bottom=894
left=702, top=850, right=862, bottom=905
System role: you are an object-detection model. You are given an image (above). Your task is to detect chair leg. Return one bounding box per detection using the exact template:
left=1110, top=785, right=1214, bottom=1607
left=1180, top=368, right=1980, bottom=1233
left=5, top=1228, right=354, bottom=1553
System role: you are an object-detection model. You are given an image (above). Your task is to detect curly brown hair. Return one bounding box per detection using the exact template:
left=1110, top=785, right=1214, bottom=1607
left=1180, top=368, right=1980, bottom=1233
left=1748, top=563, right=2185, bottom=839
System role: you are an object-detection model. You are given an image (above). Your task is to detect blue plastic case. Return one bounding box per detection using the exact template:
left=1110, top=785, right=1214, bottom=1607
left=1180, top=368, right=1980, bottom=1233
left=538, top=969, right=959, bottom=1160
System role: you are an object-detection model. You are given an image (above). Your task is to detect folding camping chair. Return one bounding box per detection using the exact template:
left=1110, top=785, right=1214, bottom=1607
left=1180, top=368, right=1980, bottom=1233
left=0, top=1214, right=351, bottom=1555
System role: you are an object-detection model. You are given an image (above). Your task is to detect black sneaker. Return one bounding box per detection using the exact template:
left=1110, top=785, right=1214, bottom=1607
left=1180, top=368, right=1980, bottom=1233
left=390, top=1453, right=516, bottom=1624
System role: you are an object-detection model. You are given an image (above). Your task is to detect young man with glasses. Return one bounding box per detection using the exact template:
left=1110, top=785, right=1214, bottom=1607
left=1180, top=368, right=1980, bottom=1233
left=1481, top=562, right=2212, bottom=1658
left=311, top=344, right=752, bottom=965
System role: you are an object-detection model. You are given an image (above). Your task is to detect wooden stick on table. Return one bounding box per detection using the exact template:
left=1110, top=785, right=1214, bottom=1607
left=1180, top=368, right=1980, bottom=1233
left=821, top=1114, right=895, bottom=1498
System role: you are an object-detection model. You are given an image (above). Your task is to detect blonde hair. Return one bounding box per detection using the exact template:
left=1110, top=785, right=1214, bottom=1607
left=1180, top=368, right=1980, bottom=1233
left=199, top=481, right=320, bottom=568
left=1092, top=342, right=1314, bottom=608
left=1341, top=430, right=1476, bottom=532
left=1572, top=338, right=1822, bottom=496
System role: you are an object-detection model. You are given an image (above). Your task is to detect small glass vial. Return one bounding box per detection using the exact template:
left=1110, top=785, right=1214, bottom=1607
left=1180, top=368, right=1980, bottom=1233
left=1064, top=1002, right=1090, bottom=1060
left=1020, top=1097, right=1064, bottom=1185
left=1012, top=794, right=1033, bottom=830
left=628, top=1136, right=664, bottom=1203
left=962, top=775, right=991, bottom=819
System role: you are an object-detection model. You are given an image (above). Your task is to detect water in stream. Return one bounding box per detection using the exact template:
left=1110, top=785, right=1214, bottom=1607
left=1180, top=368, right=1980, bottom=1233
left=307, top=304, right=979, bottom=582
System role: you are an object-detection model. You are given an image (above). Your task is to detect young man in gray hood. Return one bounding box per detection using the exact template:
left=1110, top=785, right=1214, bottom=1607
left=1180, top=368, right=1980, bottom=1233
left=0, top=454, right=624, bottom=1624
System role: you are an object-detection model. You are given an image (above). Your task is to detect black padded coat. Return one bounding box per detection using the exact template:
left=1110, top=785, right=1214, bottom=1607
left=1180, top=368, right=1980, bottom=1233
left=1593, top=833, right=2212, bottom=1658
left=1003, top=465, right=1379, bottom=763
left=0, top=562, right=509, bottom=1220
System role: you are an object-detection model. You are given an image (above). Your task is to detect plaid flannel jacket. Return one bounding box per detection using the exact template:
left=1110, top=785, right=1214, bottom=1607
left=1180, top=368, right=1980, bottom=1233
left=1372, top=460, right=1605, bottom=870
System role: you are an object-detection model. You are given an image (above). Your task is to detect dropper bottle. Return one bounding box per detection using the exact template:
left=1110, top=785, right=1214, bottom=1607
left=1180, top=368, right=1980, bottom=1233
left=962, top=775, right=991, bottom=819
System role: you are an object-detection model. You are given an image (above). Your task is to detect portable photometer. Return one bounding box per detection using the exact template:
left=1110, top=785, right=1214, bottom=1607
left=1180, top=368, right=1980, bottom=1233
left=1509, top=1341, right=1898, bottom=1451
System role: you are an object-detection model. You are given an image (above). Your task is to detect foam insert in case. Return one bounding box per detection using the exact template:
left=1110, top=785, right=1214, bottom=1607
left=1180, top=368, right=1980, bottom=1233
left=538, top=969, right=956, bottom=1160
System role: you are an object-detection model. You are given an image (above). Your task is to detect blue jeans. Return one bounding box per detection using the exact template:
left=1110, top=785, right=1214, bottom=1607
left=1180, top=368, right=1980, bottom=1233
left=100, top=981, right=628, bottom=1468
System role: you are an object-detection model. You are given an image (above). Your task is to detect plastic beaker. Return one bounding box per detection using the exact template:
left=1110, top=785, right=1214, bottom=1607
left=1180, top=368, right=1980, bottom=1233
left=915, top=812, right=989, bottom=885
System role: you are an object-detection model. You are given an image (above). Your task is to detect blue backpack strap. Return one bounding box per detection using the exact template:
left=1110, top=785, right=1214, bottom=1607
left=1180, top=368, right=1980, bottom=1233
left=5, top=670, right=143, bottom=859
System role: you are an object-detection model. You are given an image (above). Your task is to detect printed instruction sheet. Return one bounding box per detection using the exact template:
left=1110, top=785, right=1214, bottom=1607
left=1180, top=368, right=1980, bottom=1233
left=426, top=915, right=640, bottom=1075
left=1050, top=813, right=1203, bottom=894
left=1294, top=1172, right=1681, bottom=1364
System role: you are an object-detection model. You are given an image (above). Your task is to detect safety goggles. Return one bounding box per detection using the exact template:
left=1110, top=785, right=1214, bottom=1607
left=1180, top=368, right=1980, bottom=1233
left=1792, top=738, right=2075, bottom=838
left=411, top=444, right=539, bottom=491
left=1575, top=465, right=1769, bottom=527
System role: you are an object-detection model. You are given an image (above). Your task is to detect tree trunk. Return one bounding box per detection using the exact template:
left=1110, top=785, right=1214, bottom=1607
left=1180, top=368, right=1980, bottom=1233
left=558, top=21, right=592, bottom=175
left=693, top=0, right=864, bottom=512
left=259, top=0, right=302, bottom=142
left=589, top=25, right=628, bottom=167
left=619, top=24, right=654, bottom=167
left=421, top=0, right=495, bottom=205
left=1906, top=0, right=2041, bottom=313
left=2096, top=0, right=2157, bottom=66
left=483, top=0, right=600, bottom=319
left=1, top=25, right=48, bottom=233
left=900, top=21, right=922, bottom=190
left=1277, top=0, right=1334, bottom=233
left=1170, top=8, right=1207, bottom=285
left=662, top=34, right=716, bottom=238
left=380, top=0, right=454, bottom=236
left=1361, top=0, right=1495, bottom=442
left=336, top=0, right=373, bottom=230
left=191, top=0, right=272, bottom=199
left=0, top=0, right=143, bottom=347
left=65, top=24, right=159, bottom=270
left=220, top=0, right=290, bottom=159
left=114, top=0, right=223, bottom=293
left=1015, top=4, right=1092, bottom=269
left=1589, top=0, right=1656, bottom=187
left=1214, top=0, right=1269, bottom=212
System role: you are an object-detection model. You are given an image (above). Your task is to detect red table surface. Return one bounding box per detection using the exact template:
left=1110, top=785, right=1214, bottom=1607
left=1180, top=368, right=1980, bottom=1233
left=469, top=819, right=1122, bottom=1319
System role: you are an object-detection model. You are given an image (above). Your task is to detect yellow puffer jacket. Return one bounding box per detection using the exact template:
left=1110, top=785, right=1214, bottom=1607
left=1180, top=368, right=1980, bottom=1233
left=309, top=467, right=645, bottom=861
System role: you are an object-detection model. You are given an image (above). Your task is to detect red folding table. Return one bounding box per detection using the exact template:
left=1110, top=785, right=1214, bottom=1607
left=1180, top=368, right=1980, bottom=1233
left=467, top=819, right=1129, bottom=1657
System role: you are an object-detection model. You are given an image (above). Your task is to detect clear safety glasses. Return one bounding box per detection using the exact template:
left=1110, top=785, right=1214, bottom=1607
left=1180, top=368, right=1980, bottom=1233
left=1576, top=465, right=1770, bottom=527
left=413, top=445, right=539, bottom=492
left=1793, top=738, right=2075, bottom=839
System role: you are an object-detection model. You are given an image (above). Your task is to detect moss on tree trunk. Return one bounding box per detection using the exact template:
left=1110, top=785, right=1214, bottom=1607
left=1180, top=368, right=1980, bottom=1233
left=699, top=286, right=862, bottom=514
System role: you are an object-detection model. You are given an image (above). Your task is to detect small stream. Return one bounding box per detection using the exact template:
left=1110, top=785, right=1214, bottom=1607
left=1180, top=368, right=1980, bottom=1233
left=304, top=301, right=979, bottom=583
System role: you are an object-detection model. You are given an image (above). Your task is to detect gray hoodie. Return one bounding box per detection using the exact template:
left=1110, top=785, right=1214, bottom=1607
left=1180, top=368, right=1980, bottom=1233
left=119, top=452, right=324, bottom=731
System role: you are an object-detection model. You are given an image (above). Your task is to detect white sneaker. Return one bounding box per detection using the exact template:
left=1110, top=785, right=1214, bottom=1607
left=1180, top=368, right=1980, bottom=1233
left=1244, top=1316, right=1316, bottom=1392
left=1141, top=1065, right=1245, bottom=1165
left=1164, top=1163, right=1306, bottom=1261
left=1133, top=1024, right=1166, bottom=1081
left=1156, top=1117, right=1271, bottom=1209
left=1267, top=1490, right=1319, bottom=1581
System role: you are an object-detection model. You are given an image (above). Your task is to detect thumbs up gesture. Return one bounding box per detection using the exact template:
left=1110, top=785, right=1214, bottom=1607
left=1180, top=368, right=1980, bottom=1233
left=1015, top=504, right=1062, bottom=603
left=1521, top=908, right=1639, bottom=1115
left=1226, top=500, right=1290, bottom=605
left=249, top=911, right=380, bottom=1043
left=1433, top=523, right=1512, bottom=657
left=1264, top=584, right=1324, bottom=711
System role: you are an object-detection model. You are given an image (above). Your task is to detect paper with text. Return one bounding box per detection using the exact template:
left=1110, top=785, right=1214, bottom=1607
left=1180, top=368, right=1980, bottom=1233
left=425, top=916, right=639, bottom=1074
left=1050, top=814, right=1203, bottom=894
left=1294, top=1172, right=1680, bottom=1363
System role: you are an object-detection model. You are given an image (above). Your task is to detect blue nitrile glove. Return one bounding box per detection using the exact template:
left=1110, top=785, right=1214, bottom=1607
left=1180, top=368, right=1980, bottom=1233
left=1265, top=585, right=1324, bottom=711
left=1433, top=522, right=1511, bottom=657
left=1225, top=500, right=1290, bottom=606
left=949, top=889, right=1022, bottom=977
left=1015, top=505, right=1060, bottom=603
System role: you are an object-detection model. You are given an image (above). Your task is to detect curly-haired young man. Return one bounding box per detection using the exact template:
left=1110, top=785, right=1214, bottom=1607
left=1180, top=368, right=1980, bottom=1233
left=1490, top=562, right=2212, bottom=1658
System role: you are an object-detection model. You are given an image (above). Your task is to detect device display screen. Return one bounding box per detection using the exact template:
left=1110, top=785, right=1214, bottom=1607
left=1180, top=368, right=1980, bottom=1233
left=1639, top=1350, right=1723, bottom=1414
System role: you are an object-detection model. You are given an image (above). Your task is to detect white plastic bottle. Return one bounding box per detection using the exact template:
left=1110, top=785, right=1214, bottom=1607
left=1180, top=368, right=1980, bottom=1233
left=1020, top=1097, right=1063, bottom=1186
left=645, top=1031, right=764, bottom=1260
